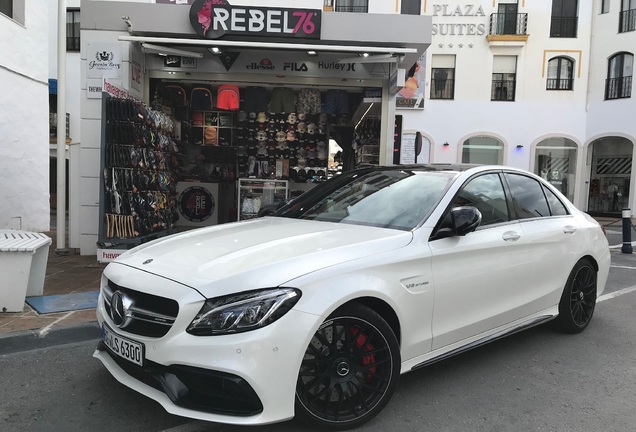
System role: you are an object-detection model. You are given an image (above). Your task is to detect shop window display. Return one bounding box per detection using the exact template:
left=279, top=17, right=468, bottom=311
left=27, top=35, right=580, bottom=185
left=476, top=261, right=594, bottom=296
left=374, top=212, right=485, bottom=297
left=99, top=96, right=180, bottom=245
left=587, top=137, right=633, bottom=215
left=150, top=80, right=378, bottom=221
left=535, top=138, right=577, bottom=203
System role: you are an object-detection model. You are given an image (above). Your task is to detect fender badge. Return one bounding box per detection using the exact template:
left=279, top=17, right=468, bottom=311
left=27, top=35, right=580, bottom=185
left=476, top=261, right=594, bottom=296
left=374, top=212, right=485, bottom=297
left=143, top=259, right=153, bottom=265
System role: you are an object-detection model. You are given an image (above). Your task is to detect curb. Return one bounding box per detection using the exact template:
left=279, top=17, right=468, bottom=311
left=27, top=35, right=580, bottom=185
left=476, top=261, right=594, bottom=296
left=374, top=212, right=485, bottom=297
left=0, top=321, right=101, bottom=356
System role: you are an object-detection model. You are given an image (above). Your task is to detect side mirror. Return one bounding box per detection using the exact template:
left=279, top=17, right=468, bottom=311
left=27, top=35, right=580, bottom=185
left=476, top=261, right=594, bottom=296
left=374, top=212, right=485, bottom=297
left=451, top=206, right=482, bottom=236
left=432, top=206, right=482, bottom=240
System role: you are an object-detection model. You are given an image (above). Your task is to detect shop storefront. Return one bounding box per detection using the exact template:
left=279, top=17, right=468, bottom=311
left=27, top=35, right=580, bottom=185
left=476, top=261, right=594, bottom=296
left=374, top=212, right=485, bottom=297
left=79, top=0, right=431, bottom=256
left=587, top=136, right=633, bottom=216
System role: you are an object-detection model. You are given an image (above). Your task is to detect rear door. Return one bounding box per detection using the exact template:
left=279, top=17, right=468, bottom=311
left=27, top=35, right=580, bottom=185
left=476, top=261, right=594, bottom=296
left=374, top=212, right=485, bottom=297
left=502, top=172, right=582, bottom=312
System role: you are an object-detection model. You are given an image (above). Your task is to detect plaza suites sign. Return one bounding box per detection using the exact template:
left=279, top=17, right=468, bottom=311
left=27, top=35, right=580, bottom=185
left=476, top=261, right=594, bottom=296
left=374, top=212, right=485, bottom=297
left=431, top=3, right=487, bottom=36
left=189, top=0, right=321, bottom=40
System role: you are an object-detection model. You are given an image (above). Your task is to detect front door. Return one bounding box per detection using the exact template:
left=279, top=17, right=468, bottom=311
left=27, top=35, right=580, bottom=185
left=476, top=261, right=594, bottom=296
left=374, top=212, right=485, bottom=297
left=499, top=2, right=519, bottom=34
left=587, top=137, right=633, bottom=216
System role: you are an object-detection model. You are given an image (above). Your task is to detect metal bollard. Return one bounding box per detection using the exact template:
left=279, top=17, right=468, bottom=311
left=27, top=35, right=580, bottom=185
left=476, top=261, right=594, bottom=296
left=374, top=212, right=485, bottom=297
left=622, top=209, right=633, bottom=254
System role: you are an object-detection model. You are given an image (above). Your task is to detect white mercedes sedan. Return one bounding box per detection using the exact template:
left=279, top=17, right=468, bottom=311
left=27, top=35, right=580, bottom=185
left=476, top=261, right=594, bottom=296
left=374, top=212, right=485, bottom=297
left=94, top=164, right=610, bottom=430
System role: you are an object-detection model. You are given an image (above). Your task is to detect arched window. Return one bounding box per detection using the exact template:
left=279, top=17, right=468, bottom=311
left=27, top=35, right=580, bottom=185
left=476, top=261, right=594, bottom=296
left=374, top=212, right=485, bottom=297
left=605, top=52, right=633, bottom=99
left=547, top=57, right=574, bottom=90
left=461, top=136, right=504, bottom=165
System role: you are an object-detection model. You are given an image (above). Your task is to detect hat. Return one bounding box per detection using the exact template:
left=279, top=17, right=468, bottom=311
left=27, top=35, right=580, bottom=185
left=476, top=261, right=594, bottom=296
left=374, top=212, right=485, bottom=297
left=257, top=112, right=268, bottom=123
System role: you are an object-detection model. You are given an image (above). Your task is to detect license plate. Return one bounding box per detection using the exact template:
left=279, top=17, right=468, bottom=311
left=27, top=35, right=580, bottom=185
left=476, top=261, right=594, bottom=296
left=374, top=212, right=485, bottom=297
left=102, top=324, right=144, bottom=367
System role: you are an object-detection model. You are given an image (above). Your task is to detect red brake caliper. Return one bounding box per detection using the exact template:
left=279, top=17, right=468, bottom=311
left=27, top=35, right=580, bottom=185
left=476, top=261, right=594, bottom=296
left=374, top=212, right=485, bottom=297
left=350, top=326, right=377, bottom=378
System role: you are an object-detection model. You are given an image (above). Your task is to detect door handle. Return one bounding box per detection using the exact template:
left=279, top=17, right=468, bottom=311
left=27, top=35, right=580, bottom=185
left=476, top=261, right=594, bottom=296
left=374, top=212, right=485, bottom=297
left=502, top=231, right=521, bottom=241
left=563, top=225, right=577, bottom=234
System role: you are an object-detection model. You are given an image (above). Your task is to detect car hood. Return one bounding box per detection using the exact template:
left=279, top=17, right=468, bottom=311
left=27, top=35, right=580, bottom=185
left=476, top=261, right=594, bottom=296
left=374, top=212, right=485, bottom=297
left=112, top=217, right=412, bottom=295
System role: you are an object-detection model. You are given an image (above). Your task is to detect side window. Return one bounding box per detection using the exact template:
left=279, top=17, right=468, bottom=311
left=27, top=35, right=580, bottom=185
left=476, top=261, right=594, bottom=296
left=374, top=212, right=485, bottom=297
left=505, top=173, right=550, bottom=219
left=451, top=173, right=510, bottom=227
left=543, top=185, right=570, bottom=216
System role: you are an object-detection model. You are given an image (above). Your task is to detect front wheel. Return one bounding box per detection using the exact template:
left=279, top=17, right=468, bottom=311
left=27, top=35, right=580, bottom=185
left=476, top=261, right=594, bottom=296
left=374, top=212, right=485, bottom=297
left=295, top=304, right=400, bottom=430
left=552, top=259, right=597, bottom=333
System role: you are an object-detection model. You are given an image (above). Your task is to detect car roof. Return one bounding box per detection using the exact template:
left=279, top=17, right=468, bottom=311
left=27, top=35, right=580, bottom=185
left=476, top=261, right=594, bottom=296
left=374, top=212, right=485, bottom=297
left=355, top=163, right=485, bottom=174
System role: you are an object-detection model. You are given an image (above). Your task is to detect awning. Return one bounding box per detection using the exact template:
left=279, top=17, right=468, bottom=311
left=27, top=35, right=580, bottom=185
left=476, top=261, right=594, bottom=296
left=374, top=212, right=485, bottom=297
left=119, top=35, right=417, bottom=62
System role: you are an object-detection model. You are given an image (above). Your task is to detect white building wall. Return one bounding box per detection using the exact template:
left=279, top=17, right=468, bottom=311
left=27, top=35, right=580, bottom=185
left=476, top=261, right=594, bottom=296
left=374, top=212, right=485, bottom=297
left=0, top=2, right=51, bottom=232
left=399, top=0, right=634, bottom=211
left=586, top=0, right=636, bottom=213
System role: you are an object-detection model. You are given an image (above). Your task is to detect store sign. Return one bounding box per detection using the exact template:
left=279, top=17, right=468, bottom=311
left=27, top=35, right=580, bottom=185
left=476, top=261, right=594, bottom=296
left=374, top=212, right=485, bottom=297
left=189, top=0, right=321, bottom=40
left=430, top=3, right=487, bottom=36
left=164, top=56, right=198, bottom=69
left=87, top=79, right=104, bottom=99
left=102, top=79, right=129, bottom=99
left=178, top=186, right=216, bottom=222
left=97, top=249, right=128, bottom=263
left=87, top=43, right=122, bottom=79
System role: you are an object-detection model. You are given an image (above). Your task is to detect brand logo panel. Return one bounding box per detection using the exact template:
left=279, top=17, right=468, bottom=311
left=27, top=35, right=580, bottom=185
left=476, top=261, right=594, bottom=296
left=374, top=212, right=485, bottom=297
left=190, top=0, right=321, bottom=40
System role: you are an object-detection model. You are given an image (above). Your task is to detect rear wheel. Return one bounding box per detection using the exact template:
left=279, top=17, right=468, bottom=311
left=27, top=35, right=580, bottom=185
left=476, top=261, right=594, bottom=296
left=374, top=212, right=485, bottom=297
left=295, top=304, right=400, bottom=430
left=553, top=259, right=597, bottom=333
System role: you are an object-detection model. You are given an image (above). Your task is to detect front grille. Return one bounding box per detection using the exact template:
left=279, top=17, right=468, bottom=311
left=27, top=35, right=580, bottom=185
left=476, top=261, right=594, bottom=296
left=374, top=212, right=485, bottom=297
left=98, top=342, right=263, bottom=416
left=103, top=279, right=179, bottom=338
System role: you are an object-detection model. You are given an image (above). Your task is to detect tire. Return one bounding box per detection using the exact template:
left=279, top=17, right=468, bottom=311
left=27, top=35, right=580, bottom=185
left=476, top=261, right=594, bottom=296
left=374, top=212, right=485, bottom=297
left=552, top=259, right=597, bottom=333
left=295, top=304, right=400, bottom=430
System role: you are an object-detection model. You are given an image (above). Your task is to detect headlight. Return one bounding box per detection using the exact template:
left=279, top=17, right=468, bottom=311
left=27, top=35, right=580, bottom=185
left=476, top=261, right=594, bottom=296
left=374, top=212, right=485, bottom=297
left=186, top=288, right=301, bottom=336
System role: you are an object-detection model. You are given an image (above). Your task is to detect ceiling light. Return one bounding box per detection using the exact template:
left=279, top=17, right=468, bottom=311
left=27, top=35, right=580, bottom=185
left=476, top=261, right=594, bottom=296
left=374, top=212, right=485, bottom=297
left=209, top=47, right=222, bottom=55
left=307, top=50, right=317, bottom=56
left=361, top=52, right=370, bottom=57
left=338, top=54, right=399, bottom=64
left=140, top=43, right=203, bottom=59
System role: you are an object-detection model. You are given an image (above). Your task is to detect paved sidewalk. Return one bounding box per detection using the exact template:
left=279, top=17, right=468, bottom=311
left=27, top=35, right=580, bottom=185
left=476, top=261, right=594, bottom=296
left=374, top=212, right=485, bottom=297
left=0, top=229, right=105, bottom=338
left=0, top=215, right=634, bottom=343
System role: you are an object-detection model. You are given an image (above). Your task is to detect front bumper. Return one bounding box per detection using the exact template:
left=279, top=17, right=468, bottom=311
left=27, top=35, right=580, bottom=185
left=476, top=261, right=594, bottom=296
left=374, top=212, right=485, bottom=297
left=95, top=269, right=321, bottom=425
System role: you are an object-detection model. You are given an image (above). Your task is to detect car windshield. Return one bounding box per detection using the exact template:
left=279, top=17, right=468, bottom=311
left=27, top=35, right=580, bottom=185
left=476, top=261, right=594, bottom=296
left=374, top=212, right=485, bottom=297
left=276, top=169, right=455, bottom=230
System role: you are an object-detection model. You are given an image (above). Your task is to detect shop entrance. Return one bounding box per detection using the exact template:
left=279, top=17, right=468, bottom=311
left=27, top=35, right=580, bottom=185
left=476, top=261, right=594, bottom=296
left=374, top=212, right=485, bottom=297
left=587, top=136, right=633, bottom=216
left=149, top=79, right=382, bottom=225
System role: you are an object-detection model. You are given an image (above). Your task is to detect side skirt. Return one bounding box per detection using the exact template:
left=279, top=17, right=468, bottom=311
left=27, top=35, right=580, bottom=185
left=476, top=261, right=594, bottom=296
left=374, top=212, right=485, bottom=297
left=411, top=315, right=555, bottom=371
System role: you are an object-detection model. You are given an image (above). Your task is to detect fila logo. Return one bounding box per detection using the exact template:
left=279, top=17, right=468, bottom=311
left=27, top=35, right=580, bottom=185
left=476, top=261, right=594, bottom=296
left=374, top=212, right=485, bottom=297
left=283, top=62, right=308, bottom=72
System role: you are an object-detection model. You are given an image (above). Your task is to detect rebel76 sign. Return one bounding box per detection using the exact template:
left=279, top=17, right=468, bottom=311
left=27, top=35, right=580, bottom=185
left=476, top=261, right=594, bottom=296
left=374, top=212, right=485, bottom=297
left=189, top=0, right=321, bottom=39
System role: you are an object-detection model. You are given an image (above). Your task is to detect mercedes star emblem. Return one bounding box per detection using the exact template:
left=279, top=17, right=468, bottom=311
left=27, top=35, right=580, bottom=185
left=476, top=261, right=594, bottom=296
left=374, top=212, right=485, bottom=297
left=110, top=290, right=133, bottom=328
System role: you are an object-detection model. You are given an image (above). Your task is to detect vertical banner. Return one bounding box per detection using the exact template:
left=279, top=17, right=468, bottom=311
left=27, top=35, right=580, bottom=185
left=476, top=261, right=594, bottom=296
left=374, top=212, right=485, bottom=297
left=396, top=54, right=426, bottom=109
left=393, top=115, right=403, bottom=164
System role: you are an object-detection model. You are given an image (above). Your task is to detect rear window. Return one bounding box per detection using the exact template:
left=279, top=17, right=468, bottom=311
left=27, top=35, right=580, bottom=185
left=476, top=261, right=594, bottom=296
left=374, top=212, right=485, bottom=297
left=505, top=173, right=551, bottom=219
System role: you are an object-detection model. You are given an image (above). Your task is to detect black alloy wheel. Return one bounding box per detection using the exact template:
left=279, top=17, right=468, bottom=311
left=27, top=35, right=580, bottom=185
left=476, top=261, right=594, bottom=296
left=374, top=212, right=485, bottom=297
left=553, top=259, right=597, bottom=333
left=295, top=304, right=400, bottom=430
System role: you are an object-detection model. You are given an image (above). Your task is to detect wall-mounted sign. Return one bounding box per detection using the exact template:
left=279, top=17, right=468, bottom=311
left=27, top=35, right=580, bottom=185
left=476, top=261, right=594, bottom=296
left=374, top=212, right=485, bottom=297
left=87, top=79, right=103, bottom=99
left=164, top=56, right=198, bottom=69
left=87, top=43, right=122, bottom=79
left=430, top=3, right=487, bottom=36
left=178, top=185, right=216, bottom=223
left=189, top=0, right=321, bottom=40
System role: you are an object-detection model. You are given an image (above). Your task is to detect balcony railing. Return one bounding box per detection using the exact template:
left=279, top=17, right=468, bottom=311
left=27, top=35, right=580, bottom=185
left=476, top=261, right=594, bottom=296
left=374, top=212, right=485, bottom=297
left=430, top=79, right=455, bottom=100
left=334, top=3, right=368, bottom=13
left=619, top=8, right=636, bottom=33
left=66, top=36, right=80, bottom=51
left=491, top=80, right=516, bottom=101
left=605, top=76, right=633, bottom=100
left=489, top=13, right=528, bottom=36
left=550, top=16, right=578, bottom=37
left=546, top=78, right=574, bottom=90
